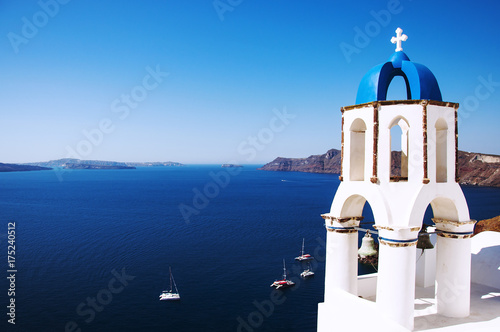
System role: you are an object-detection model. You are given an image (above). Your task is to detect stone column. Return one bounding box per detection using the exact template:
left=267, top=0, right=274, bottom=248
left=433, top=219, right=476, bottom=318
left=321, top=214, right=362, bottom=302
left=375, top=226, right=420, bottom=330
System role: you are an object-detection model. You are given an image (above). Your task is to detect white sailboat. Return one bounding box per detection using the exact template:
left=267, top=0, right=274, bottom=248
left=295, top=238, right=314, bottom=261
left=300, top=263, right=315, bottom=278
left=159, top=267, right=180, bottom=301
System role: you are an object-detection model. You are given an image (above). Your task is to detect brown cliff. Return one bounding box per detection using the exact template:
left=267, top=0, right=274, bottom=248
left=258, top=149, right=342, bottom=174
left=259, top=149, right=500, bottom=187
left=457, top=152, right=500, bottom=187
left=474, top=215, right=500, bottom=235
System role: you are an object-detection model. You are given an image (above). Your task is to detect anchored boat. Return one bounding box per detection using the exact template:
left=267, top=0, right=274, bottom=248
left=159, top=267, right=180, bottom=301
left=295, top=238, right=314, bottom=261
left=270, top=259, right=295, bottom=289
left=300, top=263, right=315, bottom=278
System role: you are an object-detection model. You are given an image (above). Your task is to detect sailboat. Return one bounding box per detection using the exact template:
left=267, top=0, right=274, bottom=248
left=300, top=262, right=315, bottom=278
left=270, top=259, right=295, bottom=289
left=159, top=267, right=180, bottom=301
left=295, top=238, right=314, bottom=261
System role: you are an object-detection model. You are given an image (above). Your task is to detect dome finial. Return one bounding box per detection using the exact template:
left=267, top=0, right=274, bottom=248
left=391, top=27, right=408, bottom=52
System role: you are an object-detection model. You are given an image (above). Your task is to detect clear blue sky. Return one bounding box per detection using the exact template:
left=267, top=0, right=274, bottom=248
left=1, top=0, right=499, bottom=164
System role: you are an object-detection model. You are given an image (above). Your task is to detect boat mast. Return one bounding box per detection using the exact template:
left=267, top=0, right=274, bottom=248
left=301, top=238, right=305, bottom=256
left=172, top=272, right=178, bottom=293
left=282, top=259, right=287, bottom=279
left=169, top=266, right=173, bottom=292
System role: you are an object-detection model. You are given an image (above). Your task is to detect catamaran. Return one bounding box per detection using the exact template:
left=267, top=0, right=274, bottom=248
left=295, top=238, right=314, bottom=261
left=270, top=259, right=295, bottom=289
left=159, top=267, right=180, bottom=301
left=300, top=263, right=315, bottom=278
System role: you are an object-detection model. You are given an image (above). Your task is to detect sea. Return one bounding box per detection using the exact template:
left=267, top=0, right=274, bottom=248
left=1, top=166, right=499, bottom=332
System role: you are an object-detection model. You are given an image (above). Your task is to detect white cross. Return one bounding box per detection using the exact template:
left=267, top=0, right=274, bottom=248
left=391, top=27, right=408, bottom=52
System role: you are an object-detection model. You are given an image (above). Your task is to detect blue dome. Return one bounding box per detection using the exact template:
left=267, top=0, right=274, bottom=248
left=355, top=51, right=442, bottom=104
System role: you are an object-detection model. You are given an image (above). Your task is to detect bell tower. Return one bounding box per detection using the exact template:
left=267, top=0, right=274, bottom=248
left=318, top=28, right=475, bottom=331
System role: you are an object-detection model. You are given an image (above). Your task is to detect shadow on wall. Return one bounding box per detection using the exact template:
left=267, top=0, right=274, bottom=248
left=471, top=231, right=500, bottom=289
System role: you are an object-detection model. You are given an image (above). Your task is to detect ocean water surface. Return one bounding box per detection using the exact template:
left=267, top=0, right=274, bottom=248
left=0, top=166, right=499, bottom=332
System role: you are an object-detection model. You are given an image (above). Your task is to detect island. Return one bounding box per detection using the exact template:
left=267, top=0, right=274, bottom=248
left=23, top=159, right=184, bottom=168
left=124, top=161, right=184, bottom=167
left=0, top=163, right=51, bottom=172
left=63, top=163, right=135, bottom=170
left=221, top=164, right=243, bottom=168
left=258, top=149, right=500, bottom=187
left=0, top=158, right=186, bottom=172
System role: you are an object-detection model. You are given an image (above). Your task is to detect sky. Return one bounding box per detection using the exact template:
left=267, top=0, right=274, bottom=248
left=1, top=0, right=499, bottom=164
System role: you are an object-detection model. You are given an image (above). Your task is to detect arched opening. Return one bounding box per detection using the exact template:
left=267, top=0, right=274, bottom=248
left=415, top=197, right=459, bottom=288
left=339, top=194, right=377, bottom=275
left=420, top=197, right=460, bottom=229
left=389, top=117, right=409, bottom=181
left=350, top=119, right=367, bottom=181
left=386, top=75, right=411, bottom=101
left=340, top=194, right=367, bottom=217
left=358, top=201, right=377, bottom=275
left=435, top=118, right=448, bottom=183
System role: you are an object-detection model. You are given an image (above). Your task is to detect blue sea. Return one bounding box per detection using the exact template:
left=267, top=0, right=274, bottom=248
left=1, top=166, right=499, bottom=332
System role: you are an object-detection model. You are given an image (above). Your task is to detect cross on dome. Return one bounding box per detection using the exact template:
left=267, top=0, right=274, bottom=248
left=356, top=27, right=443, bottom=104
left=391, top=27, right=407, bottom=52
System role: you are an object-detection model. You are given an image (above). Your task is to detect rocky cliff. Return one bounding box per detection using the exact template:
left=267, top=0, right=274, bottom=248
left=457, top=152, right=500, bottom=187
left=474, top=215, right=500, bottom=235
left=259, top=149, right=500, bottom=187
left=258, top=149, right=342, bottom=174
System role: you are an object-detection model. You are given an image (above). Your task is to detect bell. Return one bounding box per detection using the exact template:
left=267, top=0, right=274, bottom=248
left=417, top=228, right=434, bottom=250
left=358, top=231, right=378, bottom=258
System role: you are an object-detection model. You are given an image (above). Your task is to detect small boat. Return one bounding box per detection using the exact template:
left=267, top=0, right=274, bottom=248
left=295, top=238, right=314, bottom=261
left=300, top=263, right=315, bottom=278
left=270, top=259, right=295, bottom=289
left=159, top=267, right=180, bottom=301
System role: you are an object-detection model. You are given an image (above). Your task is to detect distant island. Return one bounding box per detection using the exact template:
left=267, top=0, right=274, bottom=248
left=125, top=161, right=184, bottom=167
left=221, top=164, right=243, bottom=168
left=0, top=159, right=185, bottom=172
left=24, top=158, right=184, bottom=168
left=259, top=149, right=500, bottom=187
left=63, top=163, right=135, bottom=170
left=0, top=163, right=51, bottom=172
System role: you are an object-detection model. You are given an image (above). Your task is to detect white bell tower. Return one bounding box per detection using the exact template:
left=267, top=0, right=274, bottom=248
left=318, top=28, right=475, bottom=331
